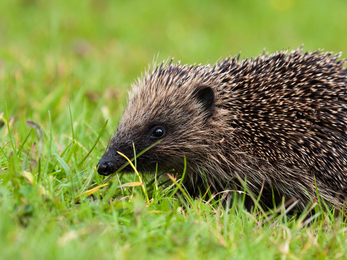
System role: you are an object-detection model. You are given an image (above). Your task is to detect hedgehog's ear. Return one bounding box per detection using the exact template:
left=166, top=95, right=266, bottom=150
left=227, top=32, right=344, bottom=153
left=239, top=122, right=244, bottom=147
left=192, top=86, right=215, bottom=119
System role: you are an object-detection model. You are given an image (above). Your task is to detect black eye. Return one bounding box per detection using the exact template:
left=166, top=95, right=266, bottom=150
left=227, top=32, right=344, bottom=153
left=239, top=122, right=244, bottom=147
left=151, top=127, right=165, bottom=138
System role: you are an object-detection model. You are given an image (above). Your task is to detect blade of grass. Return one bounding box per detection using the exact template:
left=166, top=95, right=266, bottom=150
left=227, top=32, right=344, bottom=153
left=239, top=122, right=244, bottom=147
left=117, top=151, right=149, bottom=204
left=102, top=138, right=164, bottom=183
left=68, top=101, right=75, bottom=142
left=169, top=156, right=187, bottom=198
left=75, top=183, right=108, bottom=199
left=54, top=153, right=75, bottom=204
left=49, top=141, right=74, bottom=173
left=76, top=168, right=97, bottom=196
left=78, top=119, right=108, bottom=168
left=44, top=110, right=53, bottom=174
left=4, top=101, right=17, bottom=153
left=132, top=142, right=137, bottom=169
left=101, top=179, right=120, bottom=203
left=167, top=173, right=199, bottom=214
left=234, top=173, right=267, bottom=216
left=1, top=135, right=18, bottom=155
left=16, top=129, right=32, bottom=155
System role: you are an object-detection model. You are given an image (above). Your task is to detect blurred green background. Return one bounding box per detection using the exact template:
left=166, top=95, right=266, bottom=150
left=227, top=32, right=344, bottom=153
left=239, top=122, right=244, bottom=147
left=1, top=0, right=347, bottom=132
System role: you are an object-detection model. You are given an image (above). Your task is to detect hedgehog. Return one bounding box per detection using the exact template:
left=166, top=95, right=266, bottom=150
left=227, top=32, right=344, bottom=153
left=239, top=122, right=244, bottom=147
left=97, top=48, right=347, bottom=211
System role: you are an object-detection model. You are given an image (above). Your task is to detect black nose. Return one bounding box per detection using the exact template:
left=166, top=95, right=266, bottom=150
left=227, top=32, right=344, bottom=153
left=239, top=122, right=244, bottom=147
left=97, top=160, right=116, bottom=176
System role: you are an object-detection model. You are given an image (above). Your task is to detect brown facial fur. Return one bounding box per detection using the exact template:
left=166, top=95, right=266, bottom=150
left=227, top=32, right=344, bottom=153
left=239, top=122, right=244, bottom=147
left=98, top=48, right=347, bottom=210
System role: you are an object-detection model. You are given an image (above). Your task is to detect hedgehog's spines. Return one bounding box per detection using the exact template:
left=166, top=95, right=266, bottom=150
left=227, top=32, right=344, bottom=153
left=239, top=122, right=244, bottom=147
left=103, top=47, right=347, bottom=211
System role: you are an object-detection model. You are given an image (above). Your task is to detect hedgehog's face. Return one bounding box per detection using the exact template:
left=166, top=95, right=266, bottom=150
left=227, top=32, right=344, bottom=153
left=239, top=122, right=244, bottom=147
left=97, top=84, right=215, bottom=176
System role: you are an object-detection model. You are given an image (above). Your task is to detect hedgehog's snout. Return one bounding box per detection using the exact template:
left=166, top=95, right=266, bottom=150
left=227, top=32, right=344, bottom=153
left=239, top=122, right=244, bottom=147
left=97, top=158, right=117, bottom=176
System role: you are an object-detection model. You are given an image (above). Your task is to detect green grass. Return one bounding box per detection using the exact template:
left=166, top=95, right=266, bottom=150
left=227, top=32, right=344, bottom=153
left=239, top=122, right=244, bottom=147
left=1, top=0, right=347, bottom=259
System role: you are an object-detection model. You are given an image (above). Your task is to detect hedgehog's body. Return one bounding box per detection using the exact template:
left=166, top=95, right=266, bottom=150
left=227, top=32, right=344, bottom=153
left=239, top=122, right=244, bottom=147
left=98, top=49, right=347, bottom=210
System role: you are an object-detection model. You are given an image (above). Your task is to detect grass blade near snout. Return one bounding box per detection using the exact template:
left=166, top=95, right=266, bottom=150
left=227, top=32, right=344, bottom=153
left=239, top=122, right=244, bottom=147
left=102, top=138, right=164, bottom=183
left=169, top=156, right=187, bottom=198
left=117, top=151, right=149, bottom=204
left=133, top=142, right=137, bottom=169
left=78, top=119, right=109, bottom=168
left=75, top=183, right=109, bottom=199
